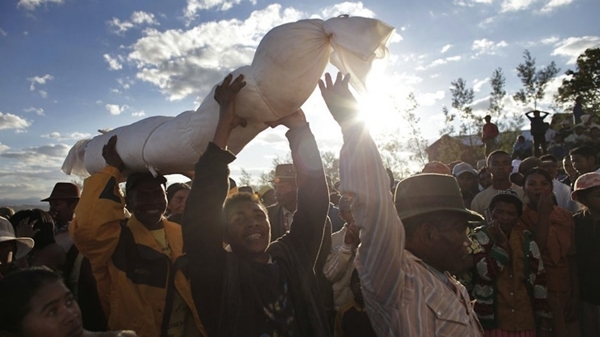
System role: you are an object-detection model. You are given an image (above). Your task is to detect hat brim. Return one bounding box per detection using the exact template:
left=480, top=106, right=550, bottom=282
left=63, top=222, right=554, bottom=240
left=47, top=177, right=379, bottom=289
left=41, top=196, right=80, bottom=202
left=0, top=236, right=34, bottom=260
left=399, top=207, right=484, bottom=223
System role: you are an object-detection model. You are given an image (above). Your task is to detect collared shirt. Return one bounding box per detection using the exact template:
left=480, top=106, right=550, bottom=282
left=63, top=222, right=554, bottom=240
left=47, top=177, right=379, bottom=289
left=338, top=123, right=483, bottom=337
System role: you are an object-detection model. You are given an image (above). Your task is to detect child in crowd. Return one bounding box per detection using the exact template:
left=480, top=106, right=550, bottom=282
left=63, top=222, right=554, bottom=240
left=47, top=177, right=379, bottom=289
left=334, top=269, right=377, bottom=337
left=571, top=172, right=600, bottom=337
left=0, top=267, right=136, bottom=336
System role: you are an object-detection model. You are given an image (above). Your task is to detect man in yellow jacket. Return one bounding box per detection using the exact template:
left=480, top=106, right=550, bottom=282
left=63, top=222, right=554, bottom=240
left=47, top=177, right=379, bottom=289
left=70, top=135, right=206, bottom=337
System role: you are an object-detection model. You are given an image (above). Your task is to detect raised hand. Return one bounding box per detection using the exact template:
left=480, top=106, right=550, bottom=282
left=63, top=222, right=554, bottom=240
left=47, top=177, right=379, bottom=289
left=488, top=220, right=509, bottom=253
left=102, top=135, right=125, bottom=172
left=344, top=221, right=360, bottom=249
left=214, top=74, right=248, bottom=131
left=265, top=109, right=307, bottom=130
left=318, top=72, right=359, bottom=126
left=16, top=217, right=40, bottom=238
left=537, top=193, right=555, bottom=217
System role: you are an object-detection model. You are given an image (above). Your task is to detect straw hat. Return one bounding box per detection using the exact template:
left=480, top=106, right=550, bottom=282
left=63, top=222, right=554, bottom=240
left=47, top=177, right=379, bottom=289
left=571, top=172, right=600, bottom=201
left=0, top=217, right=34, bottom=260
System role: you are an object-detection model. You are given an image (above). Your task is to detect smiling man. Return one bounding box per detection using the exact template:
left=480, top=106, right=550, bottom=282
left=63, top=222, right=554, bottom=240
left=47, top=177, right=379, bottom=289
left=182, top=74, right=331, bottom=336
left=70, top=135, right=206, bottom=337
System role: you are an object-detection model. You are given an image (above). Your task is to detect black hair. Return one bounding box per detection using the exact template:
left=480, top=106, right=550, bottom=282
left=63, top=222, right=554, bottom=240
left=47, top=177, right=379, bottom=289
left=0, top=267, right=63, bottom=334
left=222, top=192, right=267, bottom=226
left=166, top=182, right=191, bottom=203
left=539, top=154, right=558, bottom=163
left=489, top=194, right=523, bottom=216
left=486, top=150, right=511, bottom=166
left=10, top=209, right=56, bottom=250
left=569, top=145, right=597, bottom=159
left=523, top=167, right=553, bottom=185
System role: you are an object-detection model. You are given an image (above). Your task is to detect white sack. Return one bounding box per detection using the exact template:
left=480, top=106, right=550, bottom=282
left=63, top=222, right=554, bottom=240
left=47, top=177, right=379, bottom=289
left=62, top=16, right=394, bottom=177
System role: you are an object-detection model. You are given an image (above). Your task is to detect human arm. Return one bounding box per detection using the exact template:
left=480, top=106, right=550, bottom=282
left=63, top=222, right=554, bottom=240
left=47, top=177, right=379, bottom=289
left=266, top=109, right=329, bottom=265
left=181, top=74, right=245, bottom=332
left=528, top=239, right=553, bottom=333
left=533, top=194, right=554, bottom=252
left=320, top=72, right=405, bottom=307
left=69, top=136, right=127, bottom=269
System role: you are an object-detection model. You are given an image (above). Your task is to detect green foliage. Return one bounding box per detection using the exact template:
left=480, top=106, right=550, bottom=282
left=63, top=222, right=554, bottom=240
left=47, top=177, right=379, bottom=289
left=555, top=47, right=600, bottom=112
left=513, top=50, right=560, bottom=109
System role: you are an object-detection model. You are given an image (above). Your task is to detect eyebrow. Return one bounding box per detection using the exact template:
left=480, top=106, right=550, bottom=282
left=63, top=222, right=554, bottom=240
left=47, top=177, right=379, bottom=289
left=40, top=291, right=72, bottom=314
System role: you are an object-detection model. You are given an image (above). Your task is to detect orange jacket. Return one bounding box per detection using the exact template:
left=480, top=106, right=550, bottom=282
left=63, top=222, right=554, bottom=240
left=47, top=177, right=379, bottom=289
left=70, top=166, right=206, bottom=337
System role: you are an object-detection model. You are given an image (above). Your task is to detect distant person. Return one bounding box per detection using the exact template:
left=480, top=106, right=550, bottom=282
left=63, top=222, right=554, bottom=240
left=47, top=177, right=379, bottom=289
left=547, top=134, right=569, bottom=161
left=334, top=269, right=377, bottom=337
left=561, top=155, right=579, bottom=188
left=10, top=209, right=66, bottom=271
left=258, top=186, right=276, bottom=207
left=478, top=167, right=492, bottom=190
left=452, top=162, right=480, bottom=209
left=525, top=110, right=550, bottom=156
left=565, top=124, right=591, bottom=146
left=481, top=115, right=499, bottom=157
left=573, top=96, right=585, bottom=124
left=545, top=122, right=556, bottom=146
left=421, top=161, right=451, bottom=175
left=512, top=135, right=533, bottom=160
left=540, top=154, right=581, bottom=213
left=471, top=150, right=525, bottom=221
left=0, top=217, right=33, bottom=278
left=0, top=267, right=137, bottom=337
left=570, top=146, right=600, bottom=175
left=41, top=182, right=80, bottom=253
left=165, top=182, right=190, bottom=223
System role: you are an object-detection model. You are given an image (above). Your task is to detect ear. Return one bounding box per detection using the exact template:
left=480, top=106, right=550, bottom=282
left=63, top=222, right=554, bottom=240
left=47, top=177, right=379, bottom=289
left=421, top=222, right=439, bottom=248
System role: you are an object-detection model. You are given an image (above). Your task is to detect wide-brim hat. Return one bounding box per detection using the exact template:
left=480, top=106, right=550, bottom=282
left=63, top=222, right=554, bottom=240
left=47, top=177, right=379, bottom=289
left=394, top=173, right=483, bottom=221
left=0, top=217, right=34, bottom=260
left=271, top=164, right=295, bottom=183
left=572, top=172, right=600, bottom=201
left=41, top=182, right=80, bottom=202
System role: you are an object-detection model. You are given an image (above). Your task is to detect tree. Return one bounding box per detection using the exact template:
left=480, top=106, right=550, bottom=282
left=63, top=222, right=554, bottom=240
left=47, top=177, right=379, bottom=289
left=238, top=168, right=255, bottom=189
left=513, top=50, right=560, bottom=110
left=489, top=68, right=506, bottom=118
left=555, top=47, right=600, bottom=112
left=320, top=151, right=340, bottom=183
left=488, top=67, right=524, bottom=151
left=402, top=93, right=429, bottom=166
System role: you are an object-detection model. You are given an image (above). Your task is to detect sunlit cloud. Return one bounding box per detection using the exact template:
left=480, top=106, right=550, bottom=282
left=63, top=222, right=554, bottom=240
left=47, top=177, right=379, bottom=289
left=28, top=74, right=53, bottom=91
left=17, top=0, right=63, bottom=11
left=552, top=36, right=600, bottom=64
left=472, top=38, right=508, bottom=57
left=24, top=107, right=45, bottom=116
left=108, top=11, right=159, bottom=35
left=0, top=112, right=31, bottom=130
left=105, top=104, right=128, bottom=115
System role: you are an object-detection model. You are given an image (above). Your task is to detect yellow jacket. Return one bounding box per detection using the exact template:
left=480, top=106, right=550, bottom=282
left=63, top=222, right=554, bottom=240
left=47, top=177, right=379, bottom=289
left=70, top=166, right=206, bottom=337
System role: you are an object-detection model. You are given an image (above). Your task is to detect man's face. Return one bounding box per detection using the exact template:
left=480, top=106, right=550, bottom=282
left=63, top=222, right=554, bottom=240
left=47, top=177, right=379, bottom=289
left=488, top=153, right=513, bottom=181
left=479, top=171, right=492, bottom=189
left=490, top=201, right=520, bottom=231
left=541, top=160, right=558, bottom=178
left=127, top=180, right=167, bottom=227
left=224, top=200, right=270, bottom=258
left=429, top=213, right=471, bottom=275
left=580, top=187, right=600, bottom=214
left=456, top=172, right=476, bottom=192
left=48, top=199, right=77, bottom=227
left=273, top=179, right=297, bottom=208
left=21, top=280, right=84, bottom=337
left=571, top=154, right=595, bottom=175
left=563, top=156, right=578, bottom=179
left=168, top=189, right=189, bottom=216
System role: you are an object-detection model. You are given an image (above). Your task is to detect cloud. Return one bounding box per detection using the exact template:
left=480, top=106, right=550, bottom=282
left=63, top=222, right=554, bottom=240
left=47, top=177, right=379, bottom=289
left=541, top=36, right=560, bottom=45
left=540, top=0, right=573, bottom=13
left=131, top=110, right=146, bottom=117
left=471, top=38, right=508, bottom=57
left=103, top=54, right=123, bottom=70
left=105, top=104, right=128, bottom=115
left=28, top=74, right=54, bottom=91
left=0, top=144, right=9, bottom=153
left=108, top=11, right=159, bottom=35
left=501, top=0, right=538, bottom=12
left=454, top=0, right=493, bottom=6
left=1, top=144, right=69, bottom=160
left=552, top=36, right=600, bottom=64
left=129, top=4, right=304, bottom=101
left=24, top=107, right=45, bottom=116
left=0, top=112, right=31, bottom=130
left=41, top=132, right=92, bottom=141
left=17, top=0, right=63, bottom=11
left=184, top=0, right=257, bottom=23
left=417, top=91, right=445, bottom=107
left=441, top=44, right=452, bottom=53
left=473, top=77, right=489, bottom=92
left=416, top=55, right=462, bottom=70
left=319, top=2, right=376, bottom=18
left=0, top=28, right=7, bottom=37
left=117, top=77, right=134, bottom=90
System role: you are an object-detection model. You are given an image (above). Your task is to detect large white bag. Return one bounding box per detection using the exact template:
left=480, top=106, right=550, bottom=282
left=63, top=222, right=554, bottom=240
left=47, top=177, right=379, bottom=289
left=62, top=16, right=395, bottom=177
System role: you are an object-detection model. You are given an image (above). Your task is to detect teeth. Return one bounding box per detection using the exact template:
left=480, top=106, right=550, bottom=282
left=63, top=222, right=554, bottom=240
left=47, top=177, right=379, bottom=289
left=247, top=233, right=261, bottom=241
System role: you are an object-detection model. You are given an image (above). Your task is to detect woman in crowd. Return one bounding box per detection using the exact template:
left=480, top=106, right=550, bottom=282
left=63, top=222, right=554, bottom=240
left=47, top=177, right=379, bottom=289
left=10, top=209, right=65, bottom=271
left=0, top=267, right=136, bottom=336
left=520, top=168, right=579, bottom=336
left=570, top=172, right=600, bottom=337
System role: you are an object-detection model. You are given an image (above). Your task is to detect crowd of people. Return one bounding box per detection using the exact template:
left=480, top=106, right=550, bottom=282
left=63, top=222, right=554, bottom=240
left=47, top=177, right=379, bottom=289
left=0, top=72, right=598, bottom=337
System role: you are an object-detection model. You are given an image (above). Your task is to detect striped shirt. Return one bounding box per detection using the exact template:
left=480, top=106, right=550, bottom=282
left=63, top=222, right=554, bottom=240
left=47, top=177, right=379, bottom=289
left=338, top=123, right=484, bottom=337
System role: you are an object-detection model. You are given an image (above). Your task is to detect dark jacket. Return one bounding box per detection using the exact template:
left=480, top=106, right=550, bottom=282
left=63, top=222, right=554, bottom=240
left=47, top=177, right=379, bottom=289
left=183, top=124, right=331, bottom=336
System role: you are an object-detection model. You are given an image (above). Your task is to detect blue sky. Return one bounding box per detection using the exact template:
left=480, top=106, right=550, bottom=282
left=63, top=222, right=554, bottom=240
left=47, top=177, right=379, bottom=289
left=0, top=0, right=598, bottom=201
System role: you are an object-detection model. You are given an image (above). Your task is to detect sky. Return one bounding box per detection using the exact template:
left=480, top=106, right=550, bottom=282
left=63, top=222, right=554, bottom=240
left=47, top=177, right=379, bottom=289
left=0, top=0, right=599, bottom=202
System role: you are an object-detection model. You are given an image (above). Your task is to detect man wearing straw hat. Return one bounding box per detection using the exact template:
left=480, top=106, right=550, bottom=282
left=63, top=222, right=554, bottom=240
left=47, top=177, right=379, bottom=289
left=0, top=217, right=34, bottom=278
